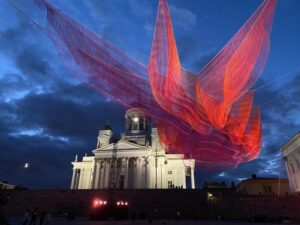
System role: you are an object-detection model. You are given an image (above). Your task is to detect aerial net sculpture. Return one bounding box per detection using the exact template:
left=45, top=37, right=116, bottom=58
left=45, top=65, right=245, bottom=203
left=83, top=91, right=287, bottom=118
left=35, top=0, right=276, bottom=170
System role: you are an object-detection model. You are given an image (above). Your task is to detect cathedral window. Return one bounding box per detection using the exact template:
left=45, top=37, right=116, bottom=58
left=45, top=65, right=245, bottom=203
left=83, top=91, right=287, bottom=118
left=168, top=181, right=173, bottom=188
left=168, top=170, right=172, bottom=175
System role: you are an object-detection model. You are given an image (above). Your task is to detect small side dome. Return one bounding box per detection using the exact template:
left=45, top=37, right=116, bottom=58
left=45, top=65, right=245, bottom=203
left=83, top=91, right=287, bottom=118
left=101, top=123, right=112, bottom=131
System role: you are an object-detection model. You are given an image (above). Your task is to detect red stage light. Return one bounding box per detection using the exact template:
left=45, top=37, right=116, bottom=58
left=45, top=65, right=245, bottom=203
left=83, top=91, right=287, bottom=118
left=93, top=199, right=107, bottom=207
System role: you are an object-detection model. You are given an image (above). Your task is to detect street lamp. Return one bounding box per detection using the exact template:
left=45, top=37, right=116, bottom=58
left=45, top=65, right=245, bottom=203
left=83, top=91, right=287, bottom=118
left=24, top=162, right=29, bottom=169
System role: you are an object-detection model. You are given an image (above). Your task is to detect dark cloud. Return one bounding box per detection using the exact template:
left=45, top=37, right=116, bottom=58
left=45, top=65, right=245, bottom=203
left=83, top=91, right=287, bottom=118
left=0, top=88, right=125, bottom=188
left=16, top=91, right=124, bottom=139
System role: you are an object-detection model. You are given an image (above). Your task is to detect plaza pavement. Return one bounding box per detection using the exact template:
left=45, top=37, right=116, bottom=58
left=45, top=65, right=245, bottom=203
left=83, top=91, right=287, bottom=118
left=6, top=217, right=294, bottom=225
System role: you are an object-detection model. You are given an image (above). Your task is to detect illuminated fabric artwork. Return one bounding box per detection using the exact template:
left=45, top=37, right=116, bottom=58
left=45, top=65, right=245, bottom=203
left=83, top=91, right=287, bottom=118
left=37, top=0, right=277, bottom=170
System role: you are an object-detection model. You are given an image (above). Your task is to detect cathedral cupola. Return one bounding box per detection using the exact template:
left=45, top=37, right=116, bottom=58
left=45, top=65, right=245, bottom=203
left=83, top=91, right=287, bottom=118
left=96, top=123, right=113, bottom=148
left=124, top=108, right=149, bottom=135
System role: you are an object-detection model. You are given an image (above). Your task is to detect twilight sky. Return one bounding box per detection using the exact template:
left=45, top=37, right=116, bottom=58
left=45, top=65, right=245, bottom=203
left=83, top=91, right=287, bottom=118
left=0, top=0, right=300, bottom=189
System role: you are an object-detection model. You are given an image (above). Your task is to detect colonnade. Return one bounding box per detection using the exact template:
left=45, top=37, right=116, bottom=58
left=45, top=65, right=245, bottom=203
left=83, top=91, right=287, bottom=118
left=91, top=157, right=149, bottom=189
left=71, top=156, right=196, bottom=189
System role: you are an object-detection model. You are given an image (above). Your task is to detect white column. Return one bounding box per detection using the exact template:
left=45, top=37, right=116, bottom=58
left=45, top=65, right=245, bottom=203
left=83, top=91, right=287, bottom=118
left=91, top=162, right=96, bottom=189
left=70, top=169, right=76, bottom=189
left=94, top=161, right=100, bottom=189
left=105, top=159, right=111, bottom=188
left=102, top=160, right=107, bottom=188
left=191, top=167, right=195, bottom=189
left=78, top=169, right=84, bottom=189
left=161, top=163, right=166, bottom=188
left=100, top=160, right=105, bottom=189
left=143, top=158, right=147, bottom=188
left=133, top=158, right=137, bottom=188
left=182, top=171, right=186, bottom=189
left=74, top=170, right=80, bottom=189
left=89, top=168, right=93, bottom=189
left=114, top=158, right=118, bottom=188
left=97, top=161, right=102, bottom=189
left=124, top=158, right=129, bottom=189
left=182, top=168, right=187, bottom=189
left=285, top=158, right=295, bottom=192
left=137, top=158, right=142, bottom=188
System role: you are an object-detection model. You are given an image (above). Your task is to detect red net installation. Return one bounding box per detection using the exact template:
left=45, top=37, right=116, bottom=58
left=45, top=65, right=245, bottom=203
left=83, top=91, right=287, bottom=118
left=32, top=0, right=277, bottom=170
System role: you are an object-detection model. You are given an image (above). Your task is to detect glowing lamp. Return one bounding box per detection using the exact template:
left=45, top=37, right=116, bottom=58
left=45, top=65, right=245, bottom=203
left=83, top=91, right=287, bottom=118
left=133, top=117, right=139, bottom=122
left=93, top=198, right=107, bottom=208
left=93, top=200, right=99, bottom=207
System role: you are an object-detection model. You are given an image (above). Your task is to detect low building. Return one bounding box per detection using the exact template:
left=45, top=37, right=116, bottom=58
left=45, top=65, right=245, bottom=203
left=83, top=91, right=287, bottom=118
left=71, top=108, right=196, bottom=189
left=203, top=181, right=228, bottom=189
left=280, top=132, right=300, bottom=193
left=0, top=181, right=15, bottom=190
left=203, top=181, right=236, bottom=199
left=236, top=174, right=289, bottom=195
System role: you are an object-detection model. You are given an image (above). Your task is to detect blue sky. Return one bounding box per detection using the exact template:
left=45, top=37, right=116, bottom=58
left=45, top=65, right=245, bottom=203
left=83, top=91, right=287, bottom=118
left=0, top=0, right=300, bottom=188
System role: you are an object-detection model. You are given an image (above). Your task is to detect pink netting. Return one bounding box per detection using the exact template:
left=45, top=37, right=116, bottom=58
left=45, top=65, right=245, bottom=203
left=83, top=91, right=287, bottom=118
left=37, top=0, right=276, bottom=170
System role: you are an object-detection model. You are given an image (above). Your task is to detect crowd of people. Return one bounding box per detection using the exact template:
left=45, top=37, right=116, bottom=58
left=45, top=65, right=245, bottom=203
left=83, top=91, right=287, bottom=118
left=22, top=209, right=51, bottom=225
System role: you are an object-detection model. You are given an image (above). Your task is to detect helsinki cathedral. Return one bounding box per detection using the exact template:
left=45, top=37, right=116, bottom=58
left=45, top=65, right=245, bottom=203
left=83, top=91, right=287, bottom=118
left=70, top=108, right=196, bottom=189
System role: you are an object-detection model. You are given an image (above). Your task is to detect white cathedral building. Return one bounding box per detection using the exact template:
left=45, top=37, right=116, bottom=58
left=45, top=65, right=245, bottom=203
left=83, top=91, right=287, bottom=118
left=281, top=132, right=300, bottom=193
left=70, top=108, right=196, bottom=190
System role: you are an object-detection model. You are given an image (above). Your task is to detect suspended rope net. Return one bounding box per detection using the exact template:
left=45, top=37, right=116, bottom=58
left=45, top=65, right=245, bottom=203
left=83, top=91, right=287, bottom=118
left=20, top=0, right=277, bottom=171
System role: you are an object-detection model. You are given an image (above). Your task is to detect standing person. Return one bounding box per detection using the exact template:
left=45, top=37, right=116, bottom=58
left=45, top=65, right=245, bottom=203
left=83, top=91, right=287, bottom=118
left=29, top=208, right=38, bottom=225
left=153, top=208, right=159, bottom=220
left=39, top=212, right=46, bottom=225
left=147, top=210, right=153, bottom=224
left=44, top=212, right=51, bottom=225
left=131, top=211, right=136, bottom=224
left=22, top=210, right=30, bottom=225
left=176, top=210, right=181, bottom=220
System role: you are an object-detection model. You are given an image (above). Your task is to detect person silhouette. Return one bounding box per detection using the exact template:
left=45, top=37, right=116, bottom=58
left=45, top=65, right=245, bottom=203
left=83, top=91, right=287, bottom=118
left=29, top=208, right=38, bottom=225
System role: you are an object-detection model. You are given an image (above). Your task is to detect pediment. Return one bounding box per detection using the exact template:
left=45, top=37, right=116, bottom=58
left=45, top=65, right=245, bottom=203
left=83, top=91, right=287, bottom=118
left=93, top=140, right=149, bottom=153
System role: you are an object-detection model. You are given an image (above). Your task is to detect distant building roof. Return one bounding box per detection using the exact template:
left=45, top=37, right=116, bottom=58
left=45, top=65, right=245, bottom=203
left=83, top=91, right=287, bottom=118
left=238, top=174, right=288, bottom=183
left=0, top=181, right=15, bottom=189
left=203, top=181, right=227, bottom=189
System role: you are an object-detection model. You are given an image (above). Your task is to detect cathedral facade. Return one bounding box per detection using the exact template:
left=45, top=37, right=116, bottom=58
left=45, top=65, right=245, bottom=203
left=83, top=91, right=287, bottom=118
left=70, top=108, right=196, bottom=189
left=281, top=132, right=300, bottom=193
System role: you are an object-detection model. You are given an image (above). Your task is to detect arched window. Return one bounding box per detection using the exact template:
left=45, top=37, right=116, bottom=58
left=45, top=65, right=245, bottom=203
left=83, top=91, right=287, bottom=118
left=139, top=117, right=144, bottom=130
